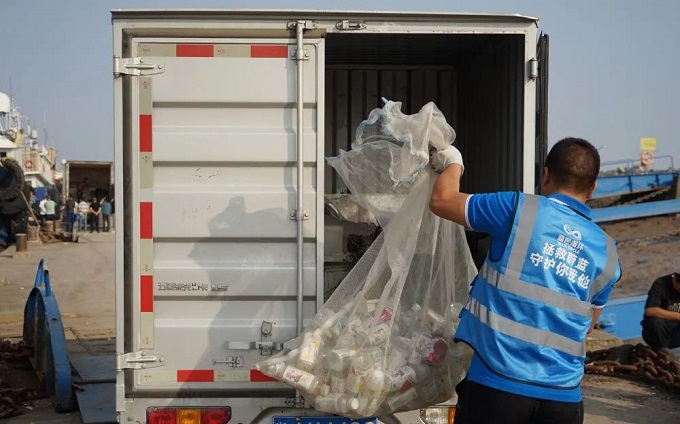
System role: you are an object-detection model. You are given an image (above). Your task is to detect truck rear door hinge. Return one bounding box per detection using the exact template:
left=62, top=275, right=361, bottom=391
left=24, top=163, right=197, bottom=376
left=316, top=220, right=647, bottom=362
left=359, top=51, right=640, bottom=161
left=113, top=57, right=165, bottom=77
left=117, top=351, right=165, bottom=370
left=529, top=58, right=539, bottom=80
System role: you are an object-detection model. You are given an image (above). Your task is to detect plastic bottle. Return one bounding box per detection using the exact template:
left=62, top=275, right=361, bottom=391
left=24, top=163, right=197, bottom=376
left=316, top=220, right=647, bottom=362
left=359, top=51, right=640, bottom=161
left=356, top=397, right=380, bottom=417
left=281, top=365, right=321, bottom=393
left=256, top=348, right=299, bottom=372
left=386, top=387, right=418, bottom=412
left=356, top=323, right=392, bottom=346
left=314, top=394, right=360, bottom=414
left=263, top=362, right=286, bottom=379
left=385, top=337, right=412, bottom=372
left=418, top=336, right=449, bottom=366
left=330, top=370, right=346, bottom=394
left=297, top=332, right=324, bottom=371
left=387, top=363, right=431, bottom=392
left=346, top=351, right=375, bottom=394
left=365, top=369, right=387, bottom=394
left=335, top=333, right=356, bottom=349
left=426, top=308, right=448, bottom=335
left=398, top=303, right=422, bottom=332
left=417, top=377, right=441, bottom=403
left=326, top=348, right=358, bottom=372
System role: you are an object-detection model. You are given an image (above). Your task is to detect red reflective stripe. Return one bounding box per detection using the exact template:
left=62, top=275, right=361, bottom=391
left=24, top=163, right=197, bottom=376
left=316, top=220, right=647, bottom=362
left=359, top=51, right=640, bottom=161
left=139, top=115, right=152, bottom=152
left=177, top=370, right=214, bottom=382
left=140, top=275, right=154, bottom=312
left=250, top=370, right=278, bottom=382
left=176, top=44, right=214, bottom=57
left=140, top=202, right=153, bottom=239
left=250, top=45, right=288, bottom=58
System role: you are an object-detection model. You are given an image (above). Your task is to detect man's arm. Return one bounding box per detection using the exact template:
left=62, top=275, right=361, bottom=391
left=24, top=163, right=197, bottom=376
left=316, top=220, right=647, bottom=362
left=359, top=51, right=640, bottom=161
left=429, top=163, right=470, bottom=226
left=645, top=307, right=680, bottom=321
left=589, top=307, right=603, bottom=334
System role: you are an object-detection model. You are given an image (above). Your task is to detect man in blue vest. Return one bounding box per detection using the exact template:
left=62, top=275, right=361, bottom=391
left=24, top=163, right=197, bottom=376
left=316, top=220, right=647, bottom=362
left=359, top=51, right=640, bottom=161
left=429, top=138, right=621, bottom=424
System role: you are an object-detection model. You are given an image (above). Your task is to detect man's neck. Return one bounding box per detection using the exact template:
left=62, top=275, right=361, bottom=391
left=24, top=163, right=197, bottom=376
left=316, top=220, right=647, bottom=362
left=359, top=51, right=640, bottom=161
left=545, top=189, right=589, bottom=204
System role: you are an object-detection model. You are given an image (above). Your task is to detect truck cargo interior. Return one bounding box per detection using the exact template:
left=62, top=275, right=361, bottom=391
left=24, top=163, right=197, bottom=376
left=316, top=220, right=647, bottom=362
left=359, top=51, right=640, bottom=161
left=323, top=32, right=527, bottom=283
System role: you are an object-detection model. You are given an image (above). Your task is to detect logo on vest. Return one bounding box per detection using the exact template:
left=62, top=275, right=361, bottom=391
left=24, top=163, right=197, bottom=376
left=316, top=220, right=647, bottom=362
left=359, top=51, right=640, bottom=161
left=563, top=224, right=582, bottom=240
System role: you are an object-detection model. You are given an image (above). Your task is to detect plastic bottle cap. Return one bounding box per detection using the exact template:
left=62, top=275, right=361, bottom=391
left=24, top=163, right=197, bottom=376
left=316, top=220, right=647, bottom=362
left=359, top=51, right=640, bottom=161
left=411, top=304, right=421, bottom=313
left=348, top=398, right=360, bottom=411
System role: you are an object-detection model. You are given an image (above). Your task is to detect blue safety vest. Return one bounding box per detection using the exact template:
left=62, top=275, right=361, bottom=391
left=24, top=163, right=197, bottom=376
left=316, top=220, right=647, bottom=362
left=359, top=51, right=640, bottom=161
left=455, top=193, right=619, bottom=389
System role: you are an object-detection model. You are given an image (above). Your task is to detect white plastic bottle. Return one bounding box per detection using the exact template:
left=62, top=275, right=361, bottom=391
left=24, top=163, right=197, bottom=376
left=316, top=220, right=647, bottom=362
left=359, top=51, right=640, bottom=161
left=386, top=387, right=418, bottom=412
left=263, top=362, right=286, bottom=379
left=398, top=303, right=422, bottom=332
left=281, top=365, right=321, bottom=393
left=386, top=336, right=412, bottom=372
left=326, top=348, right=357, bottom=372
left=297, top=332, right=324, bottom=371
left=356, top=322, right=392, bottom=346
left=330, top=370, right=347, bottom=394
left=387, top=363, right=431, bottom=392
left=346, top=351, right=374, bottom=394
left=314, top=394, right=360, bottom=414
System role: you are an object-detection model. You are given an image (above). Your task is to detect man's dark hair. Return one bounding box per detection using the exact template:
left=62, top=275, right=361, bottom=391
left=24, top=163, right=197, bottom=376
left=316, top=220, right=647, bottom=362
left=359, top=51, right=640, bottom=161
left=545, top=137, right=600, bottom=194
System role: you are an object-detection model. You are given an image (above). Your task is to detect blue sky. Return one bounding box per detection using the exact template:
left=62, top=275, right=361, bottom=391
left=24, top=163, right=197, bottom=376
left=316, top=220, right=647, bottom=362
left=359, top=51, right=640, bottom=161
left=0, top=0, right=678, bottom=169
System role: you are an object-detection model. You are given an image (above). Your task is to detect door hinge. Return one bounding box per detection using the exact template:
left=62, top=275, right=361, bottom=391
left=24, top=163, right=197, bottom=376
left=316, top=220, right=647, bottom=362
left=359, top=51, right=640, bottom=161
left=117, top=351, right=165, bottom=370
left=529, top=58, right=539, bottom=80
left=336, top=20, right=366, bottom=31
left=113, top=57, right=165, bottom=77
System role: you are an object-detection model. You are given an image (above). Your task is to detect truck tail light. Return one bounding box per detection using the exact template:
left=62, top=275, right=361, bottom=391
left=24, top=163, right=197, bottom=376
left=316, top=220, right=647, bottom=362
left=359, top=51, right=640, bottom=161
left=201, top=408, right=231, bottom=424
left=420, top=406, right=456, bottom=424
left=147, top=408, right=176, bottom=424
left=177, top=409, right=201, bottom=424
left=147, top=407, right=231, bottom=424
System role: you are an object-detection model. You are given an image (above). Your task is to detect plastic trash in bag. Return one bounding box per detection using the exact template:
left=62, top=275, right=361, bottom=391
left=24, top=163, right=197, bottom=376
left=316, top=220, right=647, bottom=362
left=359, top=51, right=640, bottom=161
left=256, top=100, right=477, bottom=418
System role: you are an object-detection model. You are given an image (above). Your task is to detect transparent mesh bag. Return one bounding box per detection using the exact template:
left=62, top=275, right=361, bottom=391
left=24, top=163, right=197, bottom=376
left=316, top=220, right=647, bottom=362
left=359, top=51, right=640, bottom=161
left=256, top=100, right=477, bottom=418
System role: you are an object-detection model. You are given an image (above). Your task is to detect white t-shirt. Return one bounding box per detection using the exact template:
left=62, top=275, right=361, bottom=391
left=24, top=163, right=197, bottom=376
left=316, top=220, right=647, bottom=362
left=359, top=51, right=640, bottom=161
left=78, top=201, right=90, bottom=214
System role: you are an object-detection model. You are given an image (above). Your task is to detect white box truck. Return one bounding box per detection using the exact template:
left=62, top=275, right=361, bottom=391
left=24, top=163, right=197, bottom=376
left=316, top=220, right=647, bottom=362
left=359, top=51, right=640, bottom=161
left=113, top=9, right=548, bottom=424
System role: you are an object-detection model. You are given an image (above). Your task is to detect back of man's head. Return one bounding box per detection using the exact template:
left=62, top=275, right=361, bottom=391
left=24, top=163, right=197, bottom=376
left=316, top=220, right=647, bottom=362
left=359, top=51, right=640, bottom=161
left=545, top=137, right=600, bottom=194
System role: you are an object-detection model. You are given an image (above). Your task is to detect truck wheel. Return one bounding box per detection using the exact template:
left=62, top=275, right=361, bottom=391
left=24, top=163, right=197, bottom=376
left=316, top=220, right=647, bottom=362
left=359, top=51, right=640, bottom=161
left=0, top=158, right=25, bottom=201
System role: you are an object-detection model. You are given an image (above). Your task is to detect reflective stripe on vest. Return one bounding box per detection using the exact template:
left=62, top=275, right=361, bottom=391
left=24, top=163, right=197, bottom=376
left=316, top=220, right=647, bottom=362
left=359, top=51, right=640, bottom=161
left=465, top=296, right=586, bottom=357
left=463, top=194, right=614, bottom=357
left=588, top=235, right=618, bottom=301
left=479, top=264, right=593, bottom=318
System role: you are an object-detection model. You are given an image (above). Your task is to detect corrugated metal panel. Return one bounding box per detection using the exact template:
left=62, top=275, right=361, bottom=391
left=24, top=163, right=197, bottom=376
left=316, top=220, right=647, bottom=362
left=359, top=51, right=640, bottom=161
left=457, top=35, right=525, bottom=193
left=325, top=34, right=524, bottom=194
left=325, top=67, right=458, bottom=193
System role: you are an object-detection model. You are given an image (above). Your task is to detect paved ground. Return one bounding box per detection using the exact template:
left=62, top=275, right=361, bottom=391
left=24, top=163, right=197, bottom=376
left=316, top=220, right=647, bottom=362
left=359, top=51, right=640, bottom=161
left=1, top=231, right=679, bottom=423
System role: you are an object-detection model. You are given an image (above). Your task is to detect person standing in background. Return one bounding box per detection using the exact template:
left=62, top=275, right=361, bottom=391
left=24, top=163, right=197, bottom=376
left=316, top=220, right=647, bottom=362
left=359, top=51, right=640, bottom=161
left=101, top=196, right=112, bottom=232
left=89, top=197, right=101, bottom=233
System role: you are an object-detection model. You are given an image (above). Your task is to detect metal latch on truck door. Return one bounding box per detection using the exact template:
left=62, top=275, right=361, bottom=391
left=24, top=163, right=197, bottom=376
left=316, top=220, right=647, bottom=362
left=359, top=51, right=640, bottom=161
left=287, top=20, right=316, bottom=61
left=113, top=57, right=165, bottom=77
left=223, top=321, right=283, bottom=356
left=336, top=20, right=366, bottom=30
left=117, top=351, right=165, bottom=370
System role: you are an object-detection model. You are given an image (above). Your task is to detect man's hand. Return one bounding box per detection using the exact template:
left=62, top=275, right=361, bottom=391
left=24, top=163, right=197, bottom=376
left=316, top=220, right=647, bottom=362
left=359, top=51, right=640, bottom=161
left=431, top=145, right=464, bottom=173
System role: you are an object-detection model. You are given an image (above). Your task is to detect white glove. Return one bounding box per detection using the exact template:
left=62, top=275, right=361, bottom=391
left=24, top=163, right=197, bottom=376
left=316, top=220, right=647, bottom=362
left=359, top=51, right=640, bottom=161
left=431, top=145, right=464, bottom=174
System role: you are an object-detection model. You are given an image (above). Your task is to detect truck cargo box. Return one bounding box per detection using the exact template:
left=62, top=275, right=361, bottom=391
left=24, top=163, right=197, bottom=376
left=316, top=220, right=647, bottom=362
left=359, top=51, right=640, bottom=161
left=113, top=9, right=548, bottom=423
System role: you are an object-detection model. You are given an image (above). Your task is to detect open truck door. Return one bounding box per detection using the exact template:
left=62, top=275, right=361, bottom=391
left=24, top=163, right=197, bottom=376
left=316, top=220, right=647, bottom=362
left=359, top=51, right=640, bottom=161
left=536, top=33, right=549, bottom=194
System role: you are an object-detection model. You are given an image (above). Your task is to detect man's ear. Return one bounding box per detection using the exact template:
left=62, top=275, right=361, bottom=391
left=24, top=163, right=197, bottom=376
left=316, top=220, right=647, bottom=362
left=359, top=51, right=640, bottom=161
left=585, top=181, right=597, bottom=200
